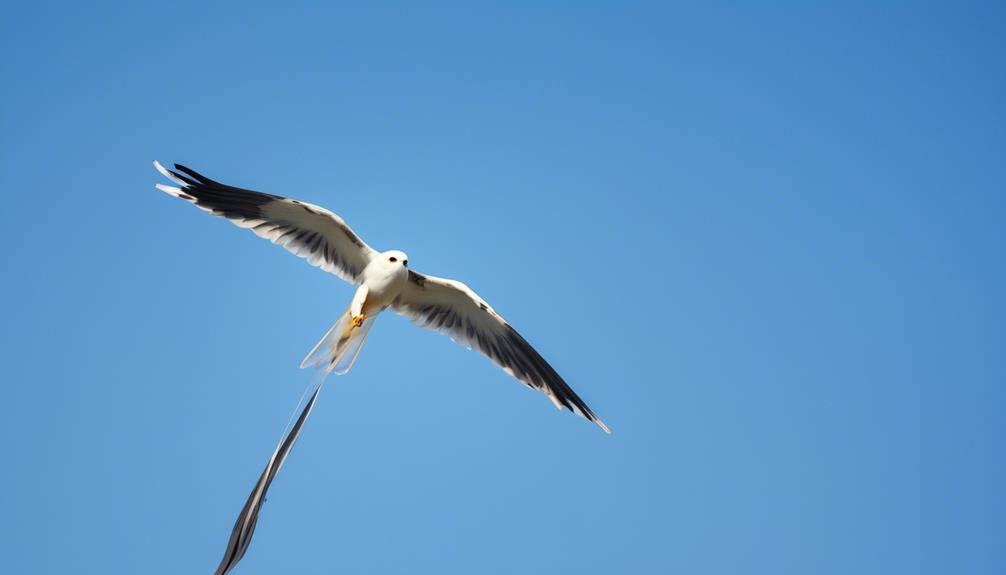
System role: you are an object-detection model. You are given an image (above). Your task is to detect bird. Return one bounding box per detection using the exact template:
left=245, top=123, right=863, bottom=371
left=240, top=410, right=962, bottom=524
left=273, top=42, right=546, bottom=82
left=153, top=161, right=609, bottom=433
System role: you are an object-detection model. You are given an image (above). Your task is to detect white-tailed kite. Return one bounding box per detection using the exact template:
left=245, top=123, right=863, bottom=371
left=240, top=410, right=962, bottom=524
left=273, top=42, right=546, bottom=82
left=153, top=162, right=609, bottom=433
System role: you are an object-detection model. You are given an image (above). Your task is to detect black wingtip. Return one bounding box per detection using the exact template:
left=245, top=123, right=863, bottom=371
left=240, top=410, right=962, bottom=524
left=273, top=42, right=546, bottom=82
left=174, top=163, right=219, bottom=185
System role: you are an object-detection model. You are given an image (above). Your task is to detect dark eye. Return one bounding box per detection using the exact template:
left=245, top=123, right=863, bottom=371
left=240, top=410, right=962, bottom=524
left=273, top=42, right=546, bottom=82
left=389, top=256, right=397, bottom=262
left=403, top=260, right=408, bottom=267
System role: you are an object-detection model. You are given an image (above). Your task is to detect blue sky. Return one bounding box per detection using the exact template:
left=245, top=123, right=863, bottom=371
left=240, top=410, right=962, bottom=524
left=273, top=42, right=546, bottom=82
left=2, top=2, right=1004, bottom=573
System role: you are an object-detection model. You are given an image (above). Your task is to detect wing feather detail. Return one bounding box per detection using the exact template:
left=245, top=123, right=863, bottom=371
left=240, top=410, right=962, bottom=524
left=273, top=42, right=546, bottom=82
left=153, top=161, right=376, bottom=283
left=393, top=271, right=609, bottom=433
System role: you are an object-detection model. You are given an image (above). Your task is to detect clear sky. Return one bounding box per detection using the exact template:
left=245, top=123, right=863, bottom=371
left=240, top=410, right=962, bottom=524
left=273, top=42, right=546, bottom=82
left=2, top=2, right=1004, bottom=574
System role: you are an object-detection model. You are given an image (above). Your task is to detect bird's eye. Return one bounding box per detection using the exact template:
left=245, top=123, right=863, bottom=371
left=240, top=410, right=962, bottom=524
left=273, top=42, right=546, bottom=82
left=389, top=256, right=397, bottom=262
left=403, top=260, right=408, bottom=267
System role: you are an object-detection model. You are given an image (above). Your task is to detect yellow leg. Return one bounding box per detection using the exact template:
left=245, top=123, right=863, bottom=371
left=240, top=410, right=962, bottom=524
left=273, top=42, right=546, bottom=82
left=351, top=313, right=367, bottom=328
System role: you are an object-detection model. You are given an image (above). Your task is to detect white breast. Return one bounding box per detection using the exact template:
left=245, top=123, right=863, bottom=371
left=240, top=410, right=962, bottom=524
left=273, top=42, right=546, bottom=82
left=361, top=260, right=408, bottom=308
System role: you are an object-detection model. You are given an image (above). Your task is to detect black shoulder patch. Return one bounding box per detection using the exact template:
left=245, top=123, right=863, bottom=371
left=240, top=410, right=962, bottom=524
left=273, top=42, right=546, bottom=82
left=408, top=270, right=427, bottom=287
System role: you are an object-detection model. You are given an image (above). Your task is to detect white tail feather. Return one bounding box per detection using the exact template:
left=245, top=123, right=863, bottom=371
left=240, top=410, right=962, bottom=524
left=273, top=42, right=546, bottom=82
left=301, top=310, right=375, bottom=375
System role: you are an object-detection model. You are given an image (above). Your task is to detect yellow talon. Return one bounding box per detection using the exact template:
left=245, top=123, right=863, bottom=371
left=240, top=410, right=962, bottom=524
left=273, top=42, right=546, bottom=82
left=351, top=314, right=366, bottom=328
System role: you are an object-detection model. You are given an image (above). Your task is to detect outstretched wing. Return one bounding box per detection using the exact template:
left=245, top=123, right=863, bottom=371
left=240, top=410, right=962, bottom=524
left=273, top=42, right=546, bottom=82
left=153, top=161, right=376, bottom=283
left=393, top=271, right=609, bottom=433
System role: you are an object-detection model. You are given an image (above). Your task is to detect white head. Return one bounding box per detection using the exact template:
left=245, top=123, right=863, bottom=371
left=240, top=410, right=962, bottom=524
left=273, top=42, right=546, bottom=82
left=381, top=249, right=409, bottom=269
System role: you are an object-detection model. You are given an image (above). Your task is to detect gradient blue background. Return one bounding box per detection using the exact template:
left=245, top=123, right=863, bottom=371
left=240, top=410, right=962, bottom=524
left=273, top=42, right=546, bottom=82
left=2, top=2, right=1004, bottom=573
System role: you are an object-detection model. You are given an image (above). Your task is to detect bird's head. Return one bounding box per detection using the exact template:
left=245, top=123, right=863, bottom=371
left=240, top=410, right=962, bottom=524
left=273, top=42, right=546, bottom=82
left=381, top=250, right=409, bottom=269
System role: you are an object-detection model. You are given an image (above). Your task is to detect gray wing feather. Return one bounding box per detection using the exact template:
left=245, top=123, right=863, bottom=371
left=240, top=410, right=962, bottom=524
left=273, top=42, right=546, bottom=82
left=393, top=271, right=609, bottom=433
left=154, top=161, right=376, bottom=283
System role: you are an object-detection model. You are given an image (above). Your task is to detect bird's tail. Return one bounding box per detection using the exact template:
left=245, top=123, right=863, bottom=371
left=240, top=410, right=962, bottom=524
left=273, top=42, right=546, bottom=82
left=300, top=308, right=376, bottom=375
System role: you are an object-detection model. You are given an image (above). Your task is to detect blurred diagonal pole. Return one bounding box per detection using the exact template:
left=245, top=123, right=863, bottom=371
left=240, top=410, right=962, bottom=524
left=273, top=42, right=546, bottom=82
left=213, top=383, right=324, bottom=575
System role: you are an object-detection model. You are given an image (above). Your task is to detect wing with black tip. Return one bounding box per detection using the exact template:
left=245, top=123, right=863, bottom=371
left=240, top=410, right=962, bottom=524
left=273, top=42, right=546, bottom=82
left=153, top=161, right=376, bottom=283
left=393, top=271, right=609, bottom=433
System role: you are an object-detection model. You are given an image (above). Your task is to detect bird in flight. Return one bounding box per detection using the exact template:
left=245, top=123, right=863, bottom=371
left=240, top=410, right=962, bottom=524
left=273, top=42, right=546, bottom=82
left=153, top=162, right=609, bottom=433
